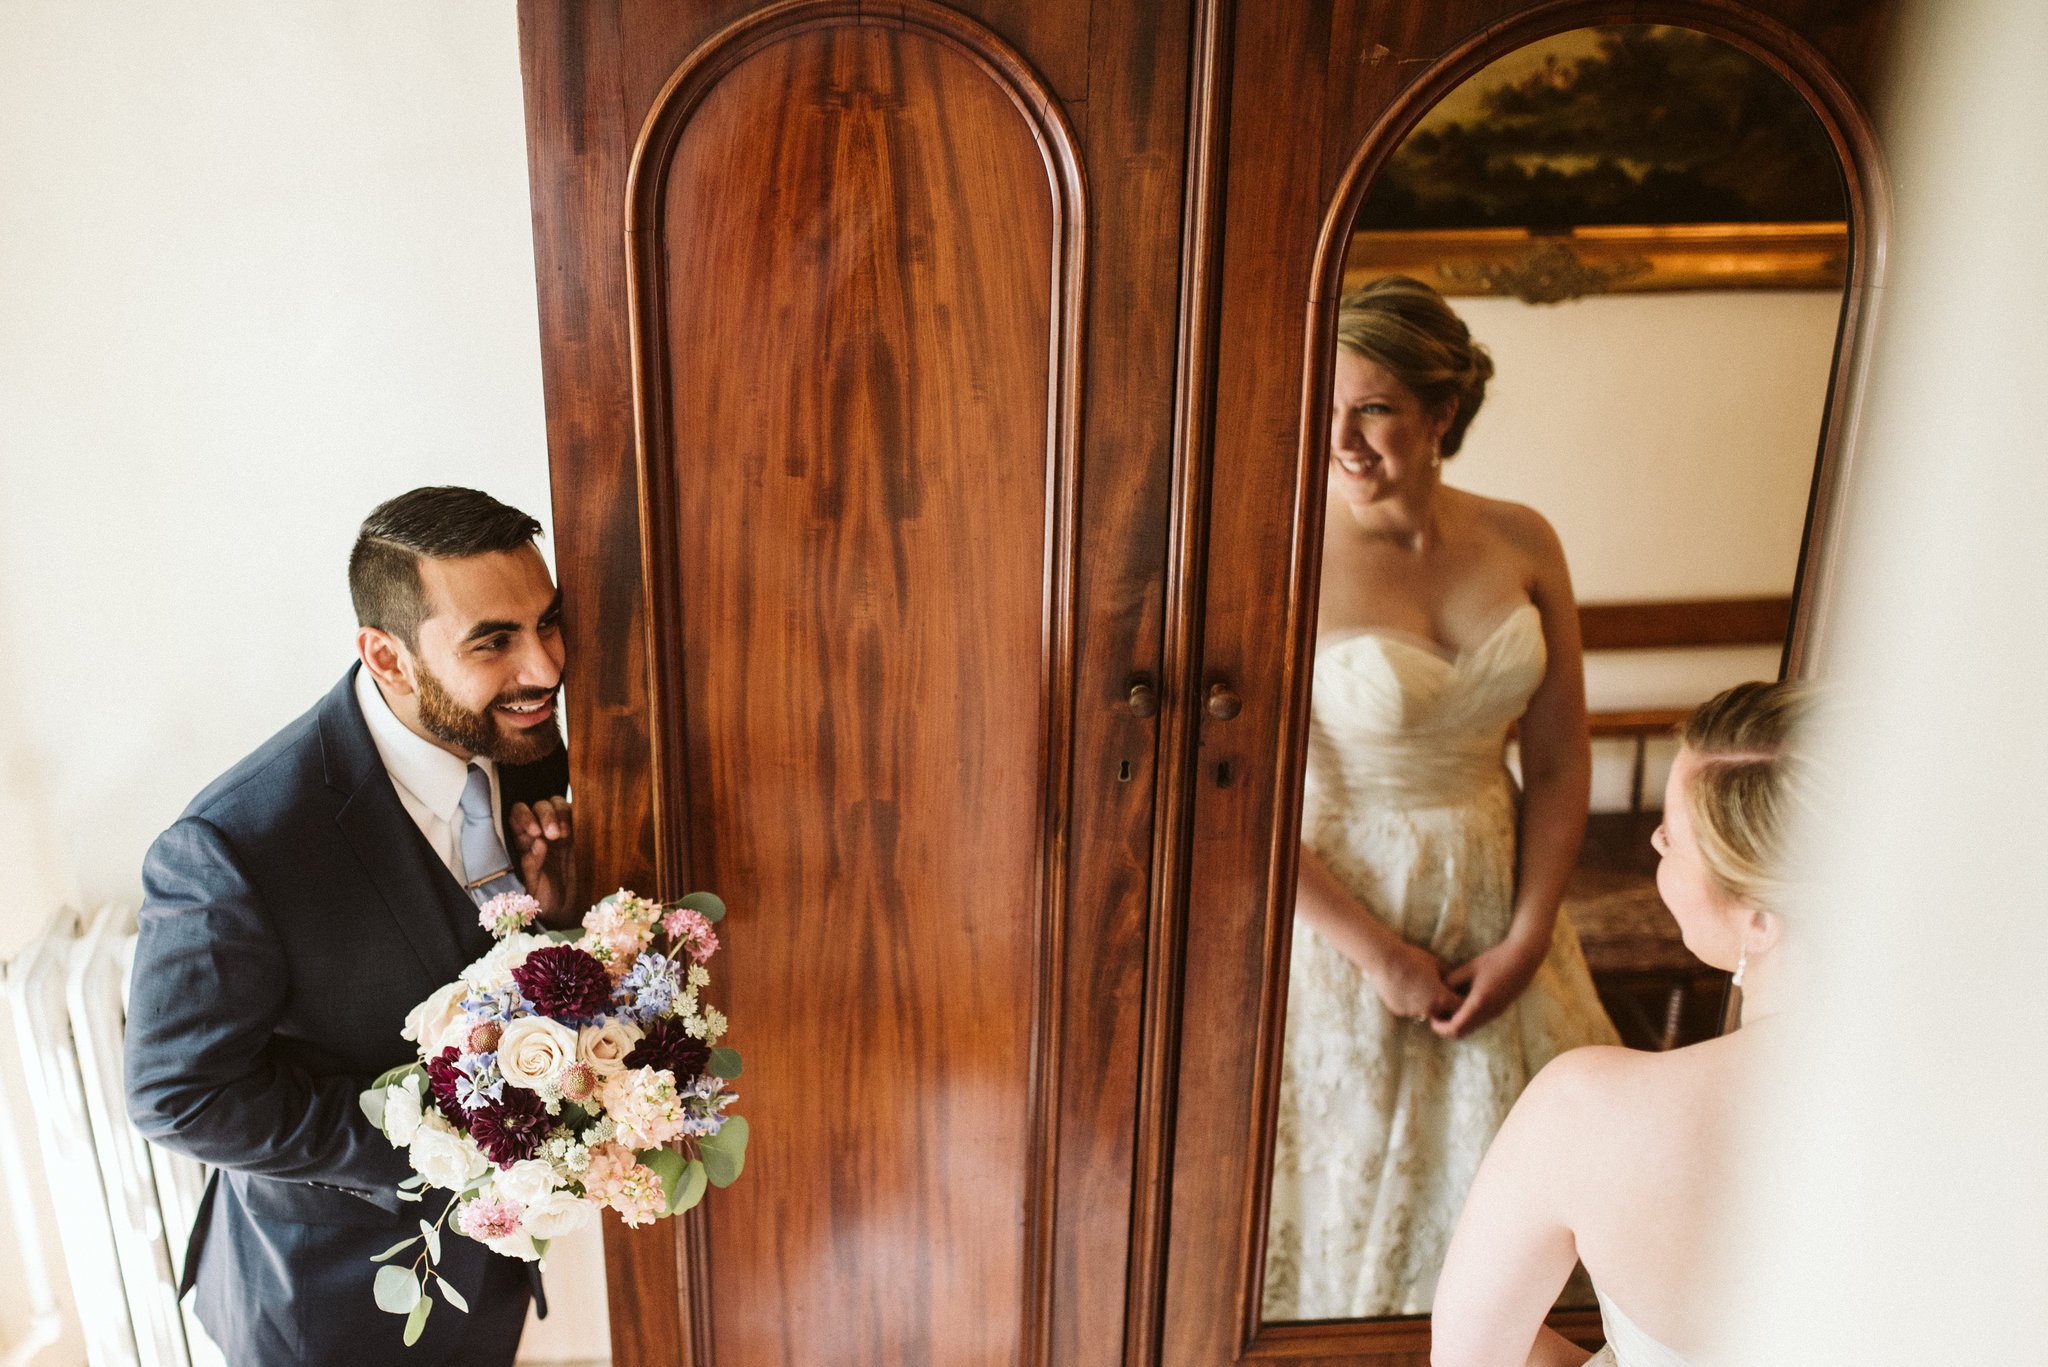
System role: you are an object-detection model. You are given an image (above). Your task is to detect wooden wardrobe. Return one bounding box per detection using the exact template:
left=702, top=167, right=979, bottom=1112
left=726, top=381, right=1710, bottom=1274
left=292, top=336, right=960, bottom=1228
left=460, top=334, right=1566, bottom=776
left=514, top=2, right=1892, bottom=1364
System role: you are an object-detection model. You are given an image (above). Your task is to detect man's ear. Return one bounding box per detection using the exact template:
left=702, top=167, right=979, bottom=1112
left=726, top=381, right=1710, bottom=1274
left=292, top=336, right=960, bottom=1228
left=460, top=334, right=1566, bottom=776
left=357, top=627, right=416, bottom=696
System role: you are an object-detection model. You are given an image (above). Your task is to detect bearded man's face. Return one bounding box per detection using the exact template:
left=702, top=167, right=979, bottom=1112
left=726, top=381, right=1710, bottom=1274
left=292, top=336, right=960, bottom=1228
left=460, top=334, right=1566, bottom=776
left=399, top=546, right=565, bottom=765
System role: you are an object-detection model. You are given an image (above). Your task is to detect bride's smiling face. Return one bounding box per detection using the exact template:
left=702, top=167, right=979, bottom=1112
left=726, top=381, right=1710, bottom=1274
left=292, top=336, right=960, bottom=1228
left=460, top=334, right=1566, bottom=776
left=1327, top=349, right=1452, bottom=518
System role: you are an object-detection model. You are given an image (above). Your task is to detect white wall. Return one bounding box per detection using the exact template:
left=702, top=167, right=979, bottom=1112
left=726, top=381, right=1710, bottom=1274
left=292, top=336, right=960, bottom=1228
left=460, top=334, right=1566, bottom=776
left=0, top=4, right=603, bottom=1361
left=1439, top=289, right=1842, bottom=807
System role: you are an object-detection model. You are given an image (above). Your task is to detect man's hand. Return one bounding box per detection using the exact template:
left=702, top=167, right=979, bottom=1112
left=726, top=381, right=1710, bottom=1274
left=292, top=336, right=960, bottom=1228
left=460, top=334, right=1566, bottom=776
left=509, top=796, right=576, bottom=924
left=1434, top=933, right=1546, bottom=1040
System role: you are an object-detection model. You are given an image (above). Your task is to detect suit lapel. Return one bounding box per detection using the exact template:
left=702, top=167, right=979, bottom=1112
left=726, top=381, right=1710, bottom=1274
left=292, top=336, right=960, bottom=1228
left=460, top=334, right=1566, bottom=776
left=320, top=666, right=480, bottom=985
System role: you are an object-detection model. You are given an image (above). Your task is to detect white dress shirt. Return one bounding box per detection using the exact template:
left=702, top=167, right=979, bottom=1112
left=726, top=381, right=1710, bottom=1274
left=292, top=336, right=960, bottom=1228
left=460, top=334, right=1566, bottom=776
left=354, top=664, right=504, bottom=885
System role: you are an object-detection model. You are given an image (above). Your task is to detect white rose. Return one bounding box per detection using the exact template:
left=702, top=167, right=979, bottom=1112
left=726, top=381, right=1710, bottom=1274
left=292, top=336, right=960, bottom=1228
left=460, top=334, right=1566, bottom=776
left=498, top=1016, right=578, bottom=1090
left=494, top=1159, right=561, bottom=1206
left=401, top=981, right=470, bottom=1057
left=483, top=1229, right=540, bottom=1262
left=462, top=932, right=549, bottom=994
left=383, top=1081, right=424, bottom=1146
left=409, top=1115, right=489, bottom=1190
left=520, top=1189, right=595, bottom=1241
left=576, top=1020, right=645, bottom=1078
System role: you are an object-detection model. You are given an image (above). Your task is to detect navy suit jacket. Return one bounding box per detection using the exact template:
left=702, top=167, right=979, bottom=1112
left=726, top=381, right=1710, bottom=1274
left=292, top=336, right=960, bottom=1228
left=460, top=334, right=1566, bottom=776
left=124, top=666, right=559, bottom=1363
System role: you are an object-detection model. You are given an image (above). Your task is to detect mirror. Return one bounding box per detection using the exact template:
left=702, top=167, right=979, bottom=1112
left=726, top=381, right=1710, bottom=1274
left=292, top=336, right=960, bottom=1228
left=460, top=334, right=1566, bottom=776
left=1262, top=25, right=1848, bottom=1324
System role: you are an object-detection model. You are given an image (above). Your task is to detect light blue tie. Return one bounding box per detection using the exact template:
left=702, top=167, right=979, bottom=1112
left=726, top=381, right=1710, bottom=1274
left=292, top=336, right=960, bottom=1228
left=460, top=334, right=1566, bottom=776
left=459, top=763, right=525, bottom=904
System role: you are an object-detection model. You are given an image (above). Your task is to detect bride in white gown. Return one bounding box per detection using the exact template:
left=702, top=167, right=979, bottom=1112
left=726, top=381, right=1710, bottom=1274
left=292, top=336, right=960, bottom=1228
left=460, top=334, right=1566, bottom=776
left=1264, top=277, right=1618, bottom=1321
left=1431, top=680, right=1814, bottom=1366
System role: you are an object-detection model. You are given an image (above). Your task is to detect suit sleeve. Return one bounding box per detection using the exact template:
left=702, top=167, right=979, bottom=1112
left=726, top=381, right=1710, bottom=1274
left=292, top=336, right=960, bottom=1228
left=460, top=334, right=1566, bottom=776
left=124, top=815, right=414, bottom=1212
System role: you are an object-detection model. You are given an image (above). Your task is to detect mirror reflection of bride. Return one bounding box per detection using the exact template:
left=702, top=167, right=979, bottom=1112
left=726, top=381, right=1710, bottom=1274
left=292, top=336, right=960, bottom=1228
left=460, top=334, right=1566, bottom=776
left=1263, top=276, right=1619, bottom=1320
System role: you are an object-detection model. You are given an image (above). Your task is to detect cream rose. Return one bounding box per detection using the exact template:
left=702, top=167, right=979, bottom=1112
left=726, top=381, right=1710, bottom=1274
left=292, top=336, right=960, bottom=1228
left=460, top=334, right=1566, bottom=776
left=498, top=1016, right=578, bottom=1090
left=409, top=1114, right=489, bottom=1190
left=520, top=1189, right=596, bottom=1241
left=401, top=981, right=470, bottom=1057
left=382, top=1081, right=425, bottom=1146
left=494, top=1159, right=561, bottom=1207
left=576, top=1020, right=644, bottom=1078
left=483, top=1229, right=540, bottom=1262
left=461, top=931, right=549, bottom=994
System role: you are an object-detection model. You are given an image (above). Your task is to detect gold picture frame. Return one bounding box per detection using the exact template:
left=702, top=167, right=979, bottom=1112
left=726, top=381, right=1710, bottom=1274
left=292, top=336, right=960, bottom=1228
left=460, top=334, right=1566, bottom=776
left=1345, top=221, right=1849, bottom=304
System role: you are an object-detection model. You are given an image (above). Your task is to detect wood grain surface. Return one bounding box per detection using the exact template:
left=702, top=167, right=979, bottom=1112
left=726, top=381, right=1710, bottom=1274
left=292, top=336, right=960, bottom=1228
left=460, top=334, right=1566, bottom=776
left=525, top=0, right=1195, bottom=1363
left=635, top=12, right=1074, bottom=1367
left=1152, top=4, right=1894, bottom=1365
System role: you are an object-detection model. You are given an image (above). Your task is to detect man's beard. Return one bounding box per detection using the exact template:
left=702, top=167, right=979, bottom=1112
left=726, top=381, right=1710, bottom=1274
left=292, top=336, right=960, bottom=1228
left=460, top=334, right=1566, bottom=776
left=414, top=660, right=563, bottom=766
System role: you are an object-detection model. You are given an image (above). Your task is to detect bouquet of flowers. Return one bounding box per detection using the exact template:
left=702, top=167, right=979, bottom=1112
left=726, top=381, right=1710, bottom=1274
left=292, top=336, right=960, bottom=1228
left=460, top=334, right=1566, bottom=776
left=358, top=888, right=747, bottom=1345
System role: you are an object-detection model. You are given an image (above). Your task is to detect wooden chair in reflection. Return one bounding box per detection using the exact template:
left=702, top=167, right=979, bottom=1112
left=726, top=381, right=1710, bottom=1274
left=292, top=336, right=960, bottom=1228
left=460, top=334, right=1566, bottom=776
left=1561, top=597, right=1790, bottom=1052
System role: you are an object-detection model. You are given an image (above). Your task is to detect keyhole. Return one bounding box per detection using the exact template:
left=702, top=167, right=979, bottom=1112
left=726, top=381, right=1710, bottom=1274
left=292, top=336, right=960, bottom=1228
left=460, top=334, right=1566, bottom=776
left=1118, top=759, right=1133, bottom=783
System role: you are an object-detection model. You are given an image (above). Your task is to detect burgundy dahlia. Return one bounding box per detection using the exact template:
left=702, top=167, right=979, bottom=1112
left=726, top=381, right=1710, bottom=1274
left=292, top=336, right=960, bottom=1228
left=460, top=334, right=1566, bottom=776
left=423, top=1046, right=467, bottom=1120
left=623, top=1016, right=711, bottom=1081
left=511, top=944, right=613, bottom=1021
left=467, top=1085, right=549, bottom=1167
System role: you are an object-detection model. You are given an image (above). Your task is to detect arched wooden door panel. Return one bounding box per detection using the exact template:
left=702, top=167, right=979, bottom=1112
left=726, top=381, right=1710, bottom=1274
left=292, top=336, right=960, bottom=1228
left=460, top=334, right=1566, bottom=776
left=630, top=9, right=1080, bottom=1366
left=521, top=1, right=1196, bottom=1364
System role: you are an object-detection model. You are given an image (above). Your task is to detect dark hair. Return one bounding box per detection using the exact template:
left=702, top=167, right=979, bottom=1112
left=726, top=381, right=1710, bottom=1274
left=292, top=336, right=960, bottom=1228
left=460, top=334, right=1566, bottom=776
left=1336, top=276, right=1495, bottom=456
left=349, top=487, right=544, bottom=649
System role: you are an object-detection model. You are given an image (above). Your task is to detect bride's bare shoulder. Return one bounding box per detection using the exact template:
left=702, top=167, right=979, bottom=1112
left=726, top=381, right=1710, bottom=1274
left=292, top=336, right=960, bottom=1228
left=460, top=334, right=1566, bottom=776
left=1515, top=1042, right=1721, bottom=1143
left=1443, top=486, right=1565, bottom=564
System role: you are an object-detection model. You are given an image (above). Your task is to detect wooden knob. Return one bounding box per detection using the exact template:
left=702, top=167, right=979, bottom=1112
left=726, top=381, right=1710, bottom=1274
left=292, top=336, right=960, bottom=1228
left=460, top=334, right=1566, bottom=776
left=1127, top=680, right=1159, bottom=718
left=1206, top=682, right=1241, bottom=721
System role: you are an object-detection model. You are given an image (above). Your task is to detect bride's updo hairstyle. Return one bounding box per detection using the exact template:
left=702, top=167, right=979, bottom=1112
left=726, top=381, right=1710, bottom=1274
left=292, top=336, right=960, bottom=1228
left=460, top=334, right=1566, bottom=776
left=1679, top=680, right=1818, bottom=916
left=1335, top=275, right=1496, bottom=456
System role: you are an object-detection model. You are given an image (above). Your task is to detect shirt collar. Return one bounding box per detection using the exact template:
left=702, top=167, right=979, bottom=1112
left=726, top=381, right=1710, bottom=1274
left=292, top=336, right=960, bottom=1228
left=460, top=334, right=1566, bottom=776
left=354, top=664, right=495, bottom=823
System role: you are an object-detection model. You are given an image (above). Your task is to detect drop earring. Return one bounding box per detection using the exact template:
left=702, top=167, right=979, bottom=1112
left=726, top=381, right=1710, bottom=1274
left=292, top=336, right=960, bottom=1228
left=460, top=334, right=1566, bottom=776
left=1732, top=947, right=1748, bottom=989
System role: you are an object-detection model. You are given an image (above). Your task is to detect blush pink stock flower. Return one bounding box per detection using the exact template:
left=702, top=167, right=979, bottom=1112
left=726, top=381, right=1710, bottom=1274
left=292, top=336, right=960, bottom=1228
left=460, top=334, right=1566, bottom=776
left=457, top=1198, right=524, bottom=1241
left=661, top=907, right=720, bottom=963
left=478, top=892, right=543, bottom=938
left=601, top=1067, right=688, bottom=1149
left=582, top=1142, right=667, bottom=1228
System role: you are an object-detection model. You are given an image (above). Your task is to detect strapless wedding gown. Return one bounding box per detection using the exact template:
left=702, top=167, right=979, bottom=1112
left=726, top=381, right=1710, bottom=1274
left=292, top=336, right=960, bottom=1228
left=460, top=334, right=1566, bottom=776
left=1263, top=603, right=1620, bottom=1320
left=1586, top=1286, right=1702, bottom=1366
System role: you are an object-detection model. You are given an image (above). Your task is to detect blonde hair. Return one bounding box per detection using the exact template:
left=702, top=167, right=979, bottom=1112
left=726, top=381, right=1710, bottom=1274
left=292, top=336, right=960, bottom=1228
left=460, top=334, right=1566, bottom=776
left=1336, top=276, right=1496, bottom=456
left=1679, top=680, right=1816, bottom=915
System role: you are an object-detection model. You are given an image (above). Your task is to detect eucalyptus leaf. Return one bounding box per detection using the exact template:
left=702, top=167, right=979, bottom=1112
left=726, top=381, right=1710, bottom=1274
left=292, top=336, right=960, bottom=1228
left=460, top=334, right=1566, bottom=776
left=531, top=1237, right=550, bottom=1263
left=421, top=1219, right=441, bottom=1264
left=638, top=1146, right=687, bottom=1208
left=369, top=1236, right=419, bottom=1263
left=403, top=1295, right=433, bottom=1346
left=360, top=1087, right=387, bottom=1128
left=399, top=1174, right=428, bottom=1189
left=396, top=1187, right=423, bottom=1203
left=676, top=891, right=726, bottom=924
left=671, top=1159, right=708, bottom=1214
left=436, top=1276, right=469, bottom=1314
left=700, top=1115, right=749, bottom=1160
left=374, top=1264, right=422, bottom=1315
left=707, top=1047, right=742, bottom=1080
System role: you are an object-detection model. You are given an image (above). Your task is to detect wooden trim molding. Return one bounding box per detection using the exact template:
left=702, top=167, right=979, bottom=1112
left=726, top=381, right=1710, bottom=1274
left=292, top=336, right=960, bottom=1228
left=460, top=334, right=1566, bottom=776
left=1578, top=596, right=1793, bottom=652
left=621, top=5, right=1089, bottom=1363
left=1125, top=4, right=1235, bottom=1366
left=1239, top=3, right=1888, bottom=1359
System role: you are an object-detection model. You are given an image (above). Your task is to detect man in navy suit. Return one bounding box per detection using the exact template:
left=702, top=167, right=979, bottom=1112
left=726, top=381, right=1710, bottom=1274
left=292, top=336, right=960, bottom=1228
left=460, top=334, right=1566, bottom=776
left=126, top=487, right=577, bottom=1365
